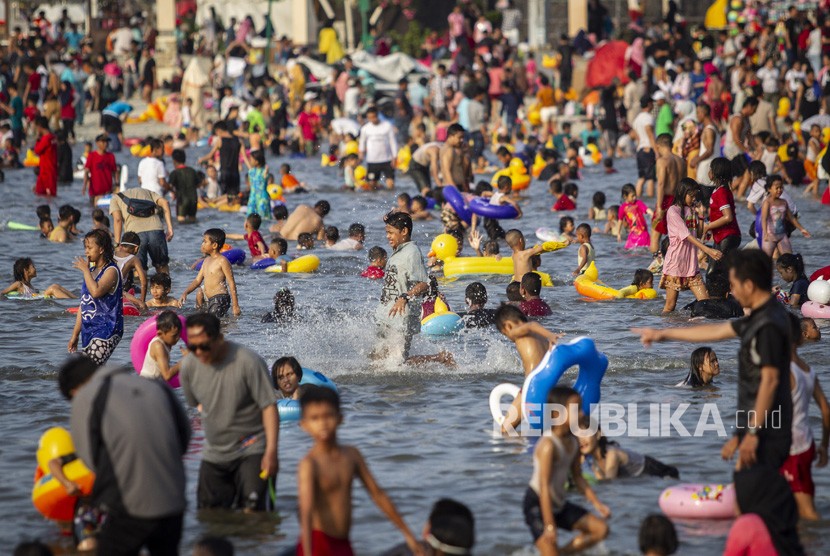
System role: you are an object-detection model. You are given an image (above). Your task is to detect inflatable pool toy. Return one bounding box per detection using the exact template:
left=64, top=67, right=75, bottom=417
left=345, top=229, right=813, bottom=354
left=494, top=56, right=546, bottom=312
left=218, top=204, right=245, bottom=213
left=264, top=254, right=320, bottom=273
left=96, top=195, right=112, bottom=208
left=23, top=149, right=40, bottom=167
left=579, top=144, right=602, bottom=166
left=321, top=153, right=339, bottom=167
left=130, top=144, right=152, bottom=157
left=536, top=227, right=566, bottom=243
left=428, top=234, right=565, bottom=280
left=193, top=248, right=246, bottom=271
left=808, top=276, right=830, bottom=304
left=68, top=302, right=140, bottom=317
left=396, top=145, right=411, bottom=173
left=251, top=257, right=277, bottom=270
left=531, top=153, right=546, bottom=178
left=267, top=183, right=284, bottom=202
left=778, top=97, right=791, bottom=118
left=421, top=298, right=462, bottom=335
left=469, top=196, right=519, bottom=219
left=130, top=313, right=187, bottom=388
left=522, top=337, right=608, bottom=430
left=5, top=292, right=51, bottom=300
left=353, top=165, right=369, bottom=190
left=276, top=369, right=337, bottom=422
left=32, top=427, right=94, bottom=522
left=490, top=158, right=531, bottom=191
left=811, top=266, right=830, bottom=283
left=5, top=221, right=39, bottom=231
left=802, top=301, right=830, bottom=320
left=659, top=483, right=736, bottom=519
left=527, top=109, right=541, bottom=126
left=442, top=186, right=473, bottom=224
left=574, top=262, right=658, bottom=300
left=489, top=383, right=522, bottom=425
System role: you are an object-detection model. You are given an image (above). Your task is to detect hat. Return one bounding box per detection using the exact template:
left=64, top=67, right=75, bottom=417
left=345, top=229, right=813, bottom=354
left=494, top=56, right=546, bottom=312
left=95, top=134, right=111, bottom=142
left=651, top=91, right=666, bottom=101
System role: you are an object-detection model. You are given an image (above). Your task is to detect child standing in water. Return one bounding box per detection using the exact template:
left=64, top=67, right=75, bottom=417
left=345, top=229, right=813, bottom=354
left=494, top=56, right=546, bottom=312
left=2, top=257, right=75, bottom=298
left=140, top=310, right=183, bottom=381
left=296, top=386, right=421, bottom=555
left=573, top=224, right=595, bottom=276
left=524, top=387, right=609, bottom=556
left=146, top=273, right=181, bottom=308
left=180, top=228, right=241, bottom=317
left=617, top=183, right=652, bottom=249
left=761, top=175, right=810, bottom=257
left=494, top=304, right=563, bottom=433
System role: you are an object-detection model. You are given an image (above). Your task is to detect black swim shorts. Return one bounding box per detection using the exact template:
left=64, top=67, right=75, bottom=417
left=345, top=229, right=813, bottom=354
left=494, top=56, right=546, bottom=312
left=523, top=487, right=588, bottom=541
left=636, top=148, right=656, bottom=180
left=206, top=293, right=231, bottom=317
left=366, top=162, right=395, bottom=183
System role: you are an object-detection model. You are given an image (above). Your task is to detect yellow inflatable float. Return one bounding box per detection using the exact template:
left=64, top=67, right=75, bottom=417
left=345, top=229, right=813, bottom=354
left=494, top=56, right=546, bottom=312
left=704, top=0, right=728, bottom=29
left=491, top=158, right=531, bottom=191
left=574, top=262, right=658, bottom=300
left=428, top=234, right=563, bottom=283
left=23, top=149, right=40, bottom=167
left=32, top=427, right=94, bottom=522
left=130, top=144, right=153, bottom=157
left=396, top=145, right=412, bottom=173
left=264, top=254, right=320, bottom=273
left=531, top=152, right=546, bottom=178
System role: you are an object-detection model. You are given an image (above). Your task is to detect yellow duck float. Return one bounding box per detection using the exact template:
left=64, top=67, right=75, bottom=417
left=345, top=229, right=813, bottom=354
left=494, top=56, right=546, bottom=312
left=427, top=234, right=564, bottom=285
left=574, top=262, right=658, bottom=300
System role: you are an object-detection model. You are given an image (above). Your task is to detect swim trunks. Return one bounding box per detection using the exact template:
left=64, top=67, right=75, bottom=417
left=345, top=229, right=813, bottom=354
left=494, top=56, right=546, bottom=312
left=780, top=442, right=816, bottom=496
left=296, top=530, right=355, bottom=556
left=523, top=487, right=587, bottom=541
left=206, top=293, right=231, bottom=317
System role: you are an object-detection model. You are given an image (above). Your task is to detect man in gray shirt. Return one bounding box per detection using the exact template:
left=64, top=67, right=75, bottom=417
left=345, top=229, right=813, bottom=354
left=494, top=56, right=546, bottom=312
left=180, top=313, right=279, bottom=511
left=467, top=88, right=487, bottom=162
left=61, top=355, right=190, bottom=554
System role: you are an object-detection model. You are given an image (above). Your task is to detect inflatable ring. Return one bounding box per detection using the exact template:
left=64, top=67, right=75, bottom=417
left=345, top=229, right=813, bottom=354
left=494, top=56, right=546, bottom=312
left=68, top=302, right=140, bottom=317
left=23, top=150, right=40, bottom=167
left=521, top=337, right=608, bottom=430
left=267, top=183, right=284, bottom=201
left=808, top=274, right=830, bottom=299
left=489, top=383, right=521, bottom=425
left=441, top=186, right=472, bottom=224
left=536, top=227, right=564, bottom=243
left=264, top=254, right=320, bottom=273
left=32, top=427, right=95, bottom=521
left=193, top=248, right=247, bottom=271
left=276, top=369, right=337, bottom=422
left=421, top=312, right=462, bottom=335
left=469, top=197, right=519, bottom=219
left=130, top=313, right=188, bottom=387
left=574, top=263, right=657, bottom=300
left=252, top=257, right=276, bottom=270
left=802, top=301, right=830, bottom=319
left=658, top=483, right=736, bottom=519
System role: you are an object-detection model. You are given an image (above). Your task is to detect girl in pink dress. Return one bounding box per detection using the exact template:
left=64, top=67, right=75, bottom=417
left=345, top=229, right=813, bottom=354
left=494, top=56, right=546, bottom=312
left=617, top=183, right=652, bottom=249
left=660, top=178, right=723, bottom=313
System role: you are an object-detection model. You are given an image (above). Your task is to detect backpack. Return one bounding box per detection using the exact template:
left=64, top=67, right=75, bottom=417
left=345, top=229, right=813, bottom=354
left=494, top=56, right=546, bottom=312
left=117, top=192, right=156, bottom=218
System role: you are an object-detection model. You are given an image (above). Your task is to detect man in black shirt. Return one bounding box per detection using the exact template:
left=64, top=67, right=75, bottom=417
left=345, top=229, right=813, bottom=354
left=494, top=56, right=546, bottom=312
left=198, top=121, right=241, bottom=197
left=633, top=250, right=801, bottom=555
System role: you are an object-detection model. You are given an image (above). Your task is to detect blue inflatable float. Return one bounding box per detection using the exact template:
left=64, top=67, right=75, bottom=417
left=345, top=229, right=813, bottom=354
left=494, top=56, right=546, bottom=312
left=276, top=369, right=338, bottom=422
left=421, top=312, right=462, bottom=335
left=469, top=196, right=519, bottom=219
left=251, top=257, right=276, bottom=270
left=442, top=185, right=472, bottom=224
left=521, top=337, right=608, bottom=430
left=193, top=248, right=246, bottom=271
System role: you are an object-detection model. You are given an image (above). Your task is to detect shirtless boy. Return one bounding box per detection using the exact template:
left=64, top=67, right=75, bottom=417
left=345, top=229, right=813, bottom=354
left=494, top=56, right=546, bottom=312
left=505, top=229, right=563, bottom=284
left=494, top=304, right=563, bottom=434
left=180, top=228, right=241, bottom=317
left=280, top=201, right=331, bottom=241
left=651, top=133, right=686, bottom=254
left=297, top=386, right=422, bottom=556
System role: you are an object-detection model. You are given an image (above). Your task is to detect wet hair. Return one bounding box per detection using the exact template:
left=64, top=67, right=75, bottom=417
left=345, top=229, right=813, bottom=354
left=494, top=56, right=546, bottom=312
left=621, top=183, right=636, bottom=200
left=314, top=200, right=331, bottom=216
left=186, top=312, right=222, bottom=338
left=592, top=191, right=606, bottom=209
left=156, top=310, right=182, bottom=333
left=483, top=240, right=499, bottom=255
left=608, top=204, right=620, bottom=218
left=504, top=229, right=525, bottom=249
left=58, top=204, right=75, bottom=222
left=638, top=514, right=678, bottom=555
left=13, top=541, right=55, bottom=556
left=246, top=213, right=262, bottom=230
left=348, top=223, right=365, bottom=237
left=368, top=245, right=387, bottom=263
left=801, top=317, right=818, bottom=339
left=272, top=288, right=295, bottom=319
left=172, top=149, right=186, bottom=164
left=272, top=355, right=303, bottom=388
left=764, top=174, right=783, bottom=191
left=497, top=175, right=513, bottom=190
left=673, top=178, right=700, bottom=209
left=85, top=229, right=114, bottom=263
left=13, top=257, right=34, bottom=282
left=58, top=354, right=99, bottom=400
left=204, top=228, right=226, bottom=248
left=465, top=282, right=488, bottom=306
left=149, top=272, right=172, bottom=290
left=271, top=238, right=288, bottom=255
left=547, top=385, right=579, bottom=410
left=558, top=216, right=574, bottom=233
left=726, top=250, right=773, bottom=291
left=273, top=204, right=289, bottom=220
left=749, top=160, right=767, bottom=182
left=684, top=347, right=716, bottom=387
left=777, top=253, right=806, bottom=280
left=411, top=195, right=428, bottom=210
left=300, top=384, right=341, bottom=415
left=549, top=179, right=564, bottom=194
left=710, top=157, right=732, bottom=187
left=495, top=302, right=527, bottom=330
left=36, top=204, right=51, bottom=220
left=521, top=272, right=542, bottom=296
left=325, top=226, right=340, bottom=242
left=632, top=269, right=653, bottom=288
left=251, top=150, right=265, bottom=167
left=576, top=223, right=591, bottom=237
left=397, top=192, right=411, bottom=207
left=706, top=271, right=731, bottom=298
left=192, top=536, right=234, bottom=556
left=656, top=133, right=673, bottom=148
left=564, top=182, right=579, bottom=198
left=298, top=233, right=314, bottom=248
left=92, top=208, right=110, bottom=228
left=384, top=210, right=413, bottom=234
left=428, top=498, right=475, bottom=552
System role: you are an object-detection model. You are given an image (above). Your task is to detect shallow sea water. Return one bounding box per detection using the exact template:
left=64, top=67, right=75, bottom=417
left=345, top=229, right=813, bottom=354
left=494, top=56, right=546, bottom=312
left=1, top=145, right=829, bottom=555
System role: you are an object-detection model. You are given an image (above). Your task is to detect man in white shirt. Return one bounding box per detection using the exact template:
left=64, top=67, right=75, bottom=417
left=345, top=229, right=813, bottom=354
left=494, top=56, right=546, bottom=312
left=633, top=96, right=657, bottom=197
left=359, top=106, right=398, bottom=189
left=756, top=58, right=780, bottom=102
left=137, top=139, right=169, bottom=196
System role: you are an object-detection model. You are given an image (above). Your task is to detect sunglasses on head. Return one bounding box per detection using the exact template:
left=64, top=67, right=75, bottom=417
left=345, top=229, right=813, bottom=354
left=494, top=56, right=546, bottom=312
left=187, top=342, right=212, bottom=353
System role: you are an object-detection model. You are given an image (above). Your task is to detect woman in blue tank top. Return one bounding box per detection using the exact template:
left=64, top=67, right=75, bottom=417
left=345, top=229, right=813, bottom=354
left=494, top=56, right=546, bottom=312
left=68, top=229, right=123, bottom=364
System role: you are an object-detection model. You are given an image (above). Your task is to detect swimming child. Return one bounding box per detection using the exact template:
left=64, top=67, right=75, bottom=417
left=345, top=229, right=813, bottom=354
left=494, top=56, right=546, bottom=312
left=550, top=179, right=576, bottom=211
left=558, top=216, right=576, bottom=244
left=267, top=238, right=293, bottom=273
left=341, top=153, right=359, bottom=189
left=146, top=272, right=181, bottom=308
left=114, top=232, right=148, bottom=305
left=323, top=226, right=340, bottom=249
left=588, top=191, right=607, bottom=226
left=362, top=246, right=387, bottom=279
left=227, top=213, right=268, bottom=262
left=297, top=232, right=315, bottom=251
left=524, top=387, right=610, bottom=555
left=262, top=288, right=295, bottom=323
left=280, top=163, right=307, bottom=193
left=494, top=304, right=563, bottom=433
left=296, top=386, right=421, bottom=555
left=679, top=347, right=720, bottom=387
left=801, top=317, right=821, bottom=342
left=269, top=204, right=289, bottom=235
left=409, top=196, right=433, bottom=220
left=776, top=253, right=810, bottom=307
left=506, top=229, right=558, bottom=284
left=462, top=282, right=495, bottom=328
left=201, top=164, right=222, bottom=203
left=761, top=175, right=810, bottom=257
left=331, top=223, right=365, bottom=251
left=39, top=217, right=54, bottom=238
left=506, top=282, right=523, bottom=305
left=139, top=310, right=183, bottom=381
left=396, top=192, right=411, bottom=214
left=49, top=205, right=75, bottom=243
left=638, top=514, right=678, bottom=556
left=520, top=272, right=552, bottom=317
left=2, top=257, right=75, bottom=298
left=91, top=208, right=110, bottom=232
left=168, top=149, right=200, bottom=223
left=579, top=417, right=680, bottom=479
left=573, top=224, right=595, bottom=276
left=614, top=269, right=654, bottom=299
left=272, top=356, right=303, bottom=399
left=180, top=228, right=241, bottom=317
left=617, top=183, right=652, bottom=249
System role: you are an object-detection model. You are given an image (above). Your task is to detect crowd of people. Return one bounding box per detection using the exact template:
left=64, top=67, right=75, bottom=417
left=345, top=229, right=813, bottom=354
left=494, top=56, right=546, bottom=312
left=3, top=1, right=830, bottom=555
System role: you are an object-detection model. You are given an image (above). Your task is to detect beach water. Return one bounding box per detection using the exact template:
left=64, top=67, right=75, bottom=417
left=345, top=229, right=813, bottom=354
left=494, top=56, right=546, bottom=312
left=2, top=149, right=829, bottom=554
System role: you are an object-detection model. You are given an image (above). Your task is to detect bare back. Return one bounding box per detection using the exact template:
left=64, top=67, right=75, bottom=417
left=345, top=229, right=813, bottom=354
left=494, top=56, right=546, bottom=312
left=511, top=249, right=534, bottom=283
left=656, top=152, right=686, bottom=200
left=201, top=254, right=231, bottom=298
left=515, top=334, right=551, bottom=374
left=281, top=205, right=323, bottom=240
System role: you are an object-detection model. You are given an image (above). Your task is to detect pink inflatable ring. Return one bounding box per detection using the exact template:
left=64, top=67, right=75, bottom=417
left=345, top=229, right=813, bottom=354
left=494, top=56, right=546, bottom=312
left=130, top=313, right=187, bottom=387
left=658, top=483, right=736, bottom=520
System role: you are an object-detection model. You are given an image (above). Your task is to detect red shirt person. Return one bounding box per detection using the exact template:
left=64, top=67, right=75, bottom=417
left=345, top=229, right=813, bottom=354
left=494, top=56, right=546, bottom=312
left=84, top=134, right=117, bottom=203
left=33, top=116, right=57, bottom=197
